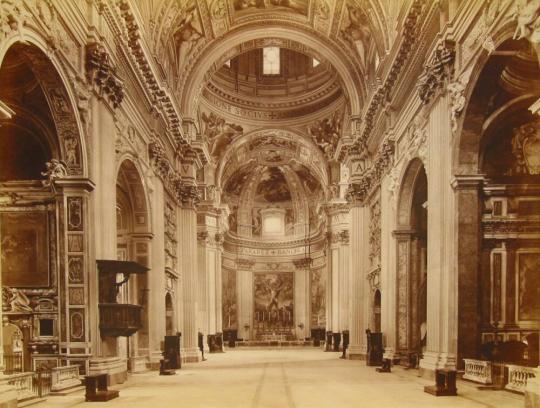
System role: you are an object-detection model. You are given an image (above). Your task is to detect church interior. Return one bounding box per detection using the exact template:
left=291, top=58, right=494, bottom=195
left=0, top=0, right=539, bottom=407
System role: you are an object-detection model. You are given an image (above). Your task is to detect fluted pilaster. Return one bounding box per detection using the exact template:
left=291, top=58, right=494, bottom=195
left=179, top=205, right=201, bottom=362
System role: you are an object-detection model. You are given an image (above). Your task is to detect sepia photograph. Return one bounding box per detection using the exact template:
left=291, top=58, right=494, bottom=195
left=0, top=0, right=539, bottom=407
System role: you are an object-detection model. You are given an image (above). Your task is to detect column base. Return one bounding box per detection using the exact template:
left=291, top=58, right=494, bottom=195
left=182, top=348, right=202, bottom=363
left=89, top=357, right=128, bottom=385
left=149, top=350, right=164, bottom=370
left=525, top=369, right=540, bottom=408
left=419, top=351, right=457, bottom=379
left=347, top=345, right=367, bottom=360
left=128, top=356, right=149, bottom=373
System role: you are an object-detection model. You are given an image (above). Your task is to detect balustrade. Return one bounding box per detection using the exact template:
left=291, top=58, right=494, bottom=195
left=505, top=365, right=536, bottom=394
left=51, top=365, right=81, bottom=391
left=463, top=359, right=493, bottom=384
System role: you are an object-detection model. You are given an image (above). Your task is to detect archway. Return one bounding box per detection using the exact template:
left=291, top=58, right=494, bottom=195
left=0, top=41, right=86, bottom=374
left=395, top=158, right=428, bottom=366
left=373, top=290, right=381, bottom=333
left=116, top=159, right=151, bottom=371
left=453, top=37, right=540, bottom=367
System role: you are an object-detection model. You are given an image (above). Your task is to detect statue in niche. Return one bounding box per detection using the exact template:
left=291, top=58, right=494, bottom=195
left=341, top=3, right=372, bottom=68
left=2, top=287, right=32, bottom=313
left=201, top=112, right=243, bottom=157
left=510, top=120, right=540, bottom=175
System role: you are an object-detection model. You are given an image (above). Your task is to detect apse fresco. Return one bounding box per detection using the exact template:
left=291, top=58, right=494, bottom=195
left=233, top=0, right=309, bottom=16
left=253, top=273, right=294, bottom=331
left=289, top=161, right=320, bottom=194
left=518, top=253, right=540, bottom=321
left=224, top=168, right=251, bottom=196
left=255, top=167, right=291, bottom=202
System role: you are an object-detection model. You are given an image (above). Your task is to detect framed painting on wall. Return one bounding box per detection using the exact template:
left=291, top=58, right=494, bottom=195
left=0, top=211, right=50, bottom=287
left=517, top=252, right=540, bottom=321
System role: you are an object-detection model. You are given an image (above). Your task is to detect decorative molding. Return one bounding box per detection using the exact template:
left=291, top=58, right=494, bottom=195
left=85, top=43, right=124, bottom=108
left=236, top=258, right=255, bottom=270
left=417, top=40, right=455, bottom=105
left=342, top=0, right=425, bottom=161
left=347, top=138, right=395, bottom=205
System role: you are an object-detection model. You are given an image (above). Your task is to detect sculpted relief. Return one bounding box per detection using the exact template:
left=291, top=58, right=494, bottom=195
left=308, top=111, right=343, bottom=159
left=201, top=112, right=243, bottom=158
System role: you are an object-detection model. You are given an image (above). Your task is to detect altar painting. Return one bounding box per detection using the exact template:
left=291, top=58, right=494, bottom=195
left=253, top=273, right=293, bottom=330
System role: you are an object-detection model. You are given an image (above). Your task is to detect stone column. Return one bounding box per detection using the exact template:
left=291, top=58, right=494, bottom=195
left=326, top=203, right=350, bottom=338
left=293, top=259, right=312, bottom=340
left=148, top=178, right=166, bottom=366
left=348, top=203, right=369, bottom=359
left=215, top=233, right=224, bottom=336
left=236, top=259, right=254, bottom=340
left=197, top=232, right=210, bottom=352
left=179, top=201, right=201, bottom=362
left=419, top=91, right=458, bottom=374
left=87, top=97, right=129, bottom=383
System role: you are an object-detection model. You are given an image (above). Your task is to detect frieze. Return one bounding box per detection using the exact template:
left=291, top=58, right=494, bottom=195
left=482, top=219, right=540, bottom=235
left=236, top=258, right=255, bottom=270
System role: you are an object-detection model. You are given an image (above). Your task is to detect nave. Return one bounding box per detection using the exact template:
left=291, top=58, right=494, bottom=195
left=36, top=349, right=522, bottom=408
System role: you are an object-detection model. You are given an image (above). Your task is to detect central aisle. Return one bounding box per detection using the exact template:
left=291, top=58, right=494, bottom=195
left=39, top=349, right=522, bottom=408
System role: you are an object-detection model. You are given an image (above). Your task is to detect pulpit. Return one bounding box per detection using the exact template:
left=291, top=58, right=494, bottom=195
left=96, top=260, right=148, bottom=338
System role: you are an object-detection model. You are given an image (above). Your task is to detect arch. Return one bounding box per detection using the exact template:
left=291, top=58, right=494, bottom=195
left=0, top=34, right=88, bottom=177
left=373, top=289, right=381, bottom=333
left=396, top=158, right=426, bottom=228
left=452, top=22, right=525, bottom=175
left=179, top=25, right=366, bottom=119
left=116, top=158, right=151, bottom=233
left=217, top=127, right=329, bottom=192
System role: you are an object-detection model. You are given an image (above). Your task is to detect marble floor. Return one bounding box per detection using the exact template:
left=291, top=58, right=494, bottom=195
left=37, top=349, right=523, bottom=408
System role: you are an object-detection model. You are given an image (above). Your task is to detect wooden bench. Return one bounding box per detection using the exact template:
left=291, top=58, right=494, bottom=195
left=85, top=374, right=119, bottom=402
